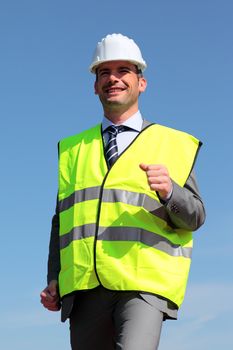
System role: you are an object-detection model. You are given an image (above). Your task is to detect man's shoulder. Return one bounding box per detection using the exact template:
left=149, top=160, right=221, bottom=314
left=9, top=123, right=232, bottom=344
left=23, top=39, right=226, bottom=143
left=59, top=124, right=102, bottom=148
left=143, top=119, right=198, bottom=137
left=142, top=121, right=201, bottom=145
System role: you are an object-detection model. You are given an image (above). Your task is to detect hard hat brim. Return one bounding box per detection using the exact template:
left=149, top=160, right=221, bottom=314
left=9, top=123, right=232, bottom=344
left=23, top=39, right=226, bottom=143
left=89, top=58, right=147, bottom=74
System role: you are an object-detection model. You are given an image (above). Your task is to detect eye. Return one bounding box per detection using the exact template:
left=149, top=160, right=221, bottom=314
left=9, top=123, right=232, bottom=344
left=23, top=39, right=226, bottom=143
left=98, top=70, right=109, bottom=77
left=119, top=67, right=130, bottom=73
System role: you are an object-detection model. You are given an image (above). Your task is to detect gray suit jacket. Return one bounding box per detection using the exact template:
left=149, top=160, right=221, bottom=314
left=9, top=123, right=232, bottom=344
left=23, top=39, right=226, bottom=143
left=47, top=122, right=206, bottom=322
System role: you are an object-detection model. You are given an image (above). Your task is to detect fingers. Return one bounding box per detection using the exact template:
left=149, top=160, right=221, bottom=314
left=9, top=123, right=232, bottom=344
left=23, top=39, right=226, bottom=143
left=147, top=176, right=169, bottom=189
left=40, top=288, right=59, bottom=303
left=40, top=291, right=60, bottom=311
left=40, top=280, right=61, bottom=312
left=40, top=289, right=53, bottom=302
left=140, top=163, right=167, bottom=172
left=40, top=297, right=60, bottom=311
left=139, top=163, right=172, bottom=200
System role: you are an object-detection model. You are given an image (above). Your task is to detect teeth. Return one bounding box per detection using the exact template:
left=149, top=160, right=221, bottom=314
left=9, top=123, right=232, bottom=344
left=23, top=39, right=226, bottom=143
left=107, top=88, right=123, bottom=92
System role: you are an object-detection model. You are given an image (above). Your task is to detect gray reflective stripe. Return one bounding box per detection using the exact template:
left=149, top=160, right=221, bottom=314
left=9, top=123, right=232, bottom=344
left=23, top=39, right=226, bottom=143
left=102, top=189, right=168, bottom=221
left=59, top=186, right=101, bottom=212
left=98, top=226, right=192, bottom=258
left=60, top=223, right=96, bottom=249
left=60, top=223, right=191, bottom=258
left=59, top=187, right=168, bottom=222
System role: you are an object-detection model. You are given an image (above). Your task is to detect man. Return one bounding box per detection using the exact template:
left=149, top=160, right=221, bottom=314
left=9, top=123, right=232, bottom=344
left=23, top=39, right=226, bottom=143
left=40, top=33, right=205, bottom=350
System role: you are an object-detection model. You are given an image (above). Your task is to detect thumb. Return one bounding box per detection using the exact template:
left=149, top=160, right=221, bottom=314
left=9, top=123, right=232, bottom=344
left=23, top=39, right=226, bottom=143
left=139, top=163, right=148, bottom=171
left=40, top=290, right=47, bottom=298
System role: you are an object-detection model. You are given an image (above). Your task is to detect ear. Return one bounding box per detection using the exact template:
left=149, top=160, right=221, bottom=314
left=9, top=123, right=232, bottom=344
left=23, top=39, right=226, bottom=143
left=138, top=77, right=147, bottom=93
left=94, top=81, right=99, bottom=95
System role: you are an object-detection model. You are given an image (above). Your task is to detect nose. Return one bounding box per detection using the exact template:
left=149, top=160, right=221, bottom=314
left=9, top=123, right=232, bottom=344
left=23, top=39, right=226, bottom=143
left=108, top=70, right=120, bottom=82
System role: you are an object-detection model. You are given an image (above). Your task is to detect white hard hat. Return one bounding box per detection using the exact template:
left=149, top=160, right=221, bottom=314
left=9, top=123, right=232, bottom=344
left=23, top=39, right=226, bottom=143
left=89, top=33, right=147, bottom=73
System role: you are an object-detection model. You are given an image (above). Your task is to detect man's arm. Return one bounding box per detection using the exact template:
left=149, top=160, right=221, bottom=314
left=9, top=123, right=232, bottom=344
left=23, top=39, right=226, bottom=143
left=47, top=206, right=61, bottom=284
left=165, top=171, right=206, bottom=231
left=140, top=163, right=206, bottom=231
left=40, top=200, right=61, bottom=311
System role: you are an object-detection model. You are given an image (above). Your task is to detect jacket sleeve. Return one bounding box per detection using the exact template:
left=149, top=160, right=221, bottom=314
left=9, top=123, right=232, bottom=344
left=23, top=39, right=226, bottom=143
left=47, top=198, right=61, bottom=284
left=164, top=170, right=206, bottom=231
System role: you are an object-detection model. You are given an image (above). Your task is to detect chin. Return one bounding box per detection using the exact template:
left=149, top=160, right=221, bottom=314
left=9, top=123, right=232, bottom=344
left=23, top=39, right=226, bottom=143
left=105, top=99, right=123, bottom=105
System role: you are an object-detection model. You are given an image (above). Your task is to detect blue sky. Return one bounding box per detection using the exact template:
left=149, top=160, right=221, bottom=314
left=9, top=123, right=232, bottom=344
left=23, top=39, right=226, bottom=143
left=1, top=0, right=232, bottom=349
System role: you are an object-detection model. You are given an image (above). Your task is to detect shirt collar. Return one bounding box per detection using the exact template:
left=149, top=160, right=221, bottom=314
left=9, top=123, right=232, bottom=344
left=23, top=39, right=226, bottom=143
left=102, top=111, right=143, bottom=133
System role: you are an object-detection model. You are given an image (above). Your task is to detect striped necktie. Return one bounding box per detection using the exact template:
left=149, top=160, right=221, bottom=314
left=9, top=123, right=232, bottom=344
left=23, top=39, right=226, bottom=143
left=105, top=125, right=129, bottom=167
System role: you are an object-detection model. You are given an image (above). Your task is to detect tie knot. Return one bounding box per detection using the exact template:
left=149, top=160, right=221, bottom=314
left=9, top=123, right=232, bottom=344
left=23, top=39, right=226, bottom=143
left=106, top=125, right=119, bottom=136
left=106, top=125, right=130, bottom=136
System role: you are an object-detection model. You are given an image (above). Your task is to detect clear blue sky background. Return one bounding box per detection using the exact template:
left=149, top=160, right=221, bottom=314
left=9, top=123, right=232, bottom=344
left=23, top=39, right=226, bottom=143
left=1, top=1, right=232, bottom=349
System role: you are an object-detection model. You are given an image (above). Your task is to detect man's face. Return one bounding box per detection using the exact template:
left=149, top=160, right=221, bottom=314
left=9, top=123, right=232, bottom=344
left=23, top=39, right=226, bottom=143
left=94, top=60, right=147, bottom=114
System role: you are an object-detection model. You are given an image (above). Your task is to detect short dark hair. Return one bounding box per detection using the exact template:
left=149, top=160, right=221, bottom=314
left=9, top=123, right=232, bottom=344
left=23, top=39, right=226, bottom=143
left=136, top=67, right=143, bottom=78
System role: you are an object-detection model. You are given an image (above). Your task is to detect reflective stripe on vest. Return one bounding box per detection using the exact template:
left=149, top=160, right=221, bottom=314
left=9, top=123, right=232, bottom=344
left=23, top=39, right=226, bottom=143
left=58, top=123, right=201, bottom=307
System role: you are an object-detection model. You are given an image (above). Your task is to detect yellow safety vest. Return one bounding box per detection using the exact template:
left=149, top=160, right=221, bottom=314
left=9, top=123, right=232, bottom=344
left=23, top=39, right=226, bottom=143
left=58, top=123, right=201, bottom=307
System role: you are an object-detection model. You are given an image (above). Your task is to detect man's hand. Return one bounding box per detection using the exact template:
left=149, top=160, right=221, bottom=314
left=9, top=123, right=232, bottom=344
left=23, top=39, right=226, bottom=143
left=140, top=163, right=173, bottom=200
left=40, top=280, right=61, bottom=311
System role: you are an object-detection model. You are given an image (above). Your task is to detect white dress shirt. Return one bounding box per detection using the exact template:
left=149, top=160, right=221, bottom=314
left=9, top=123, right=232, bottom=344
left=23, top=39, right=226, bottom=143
left=102, top=110, right=143, bottom=155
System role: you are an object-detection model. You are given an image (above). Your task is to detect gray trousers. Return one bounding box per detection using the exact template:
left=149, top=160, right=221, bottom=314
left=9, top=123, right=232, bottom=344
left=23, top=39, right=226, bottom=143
left=70, top=286, right=163, bottom=350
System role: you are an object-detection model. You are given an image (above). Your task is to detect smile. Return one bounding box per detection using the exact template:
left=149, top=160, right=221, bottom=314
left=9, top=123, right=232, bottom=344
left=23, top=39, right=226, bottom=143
left=105, top=87, right=126, bottom=94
